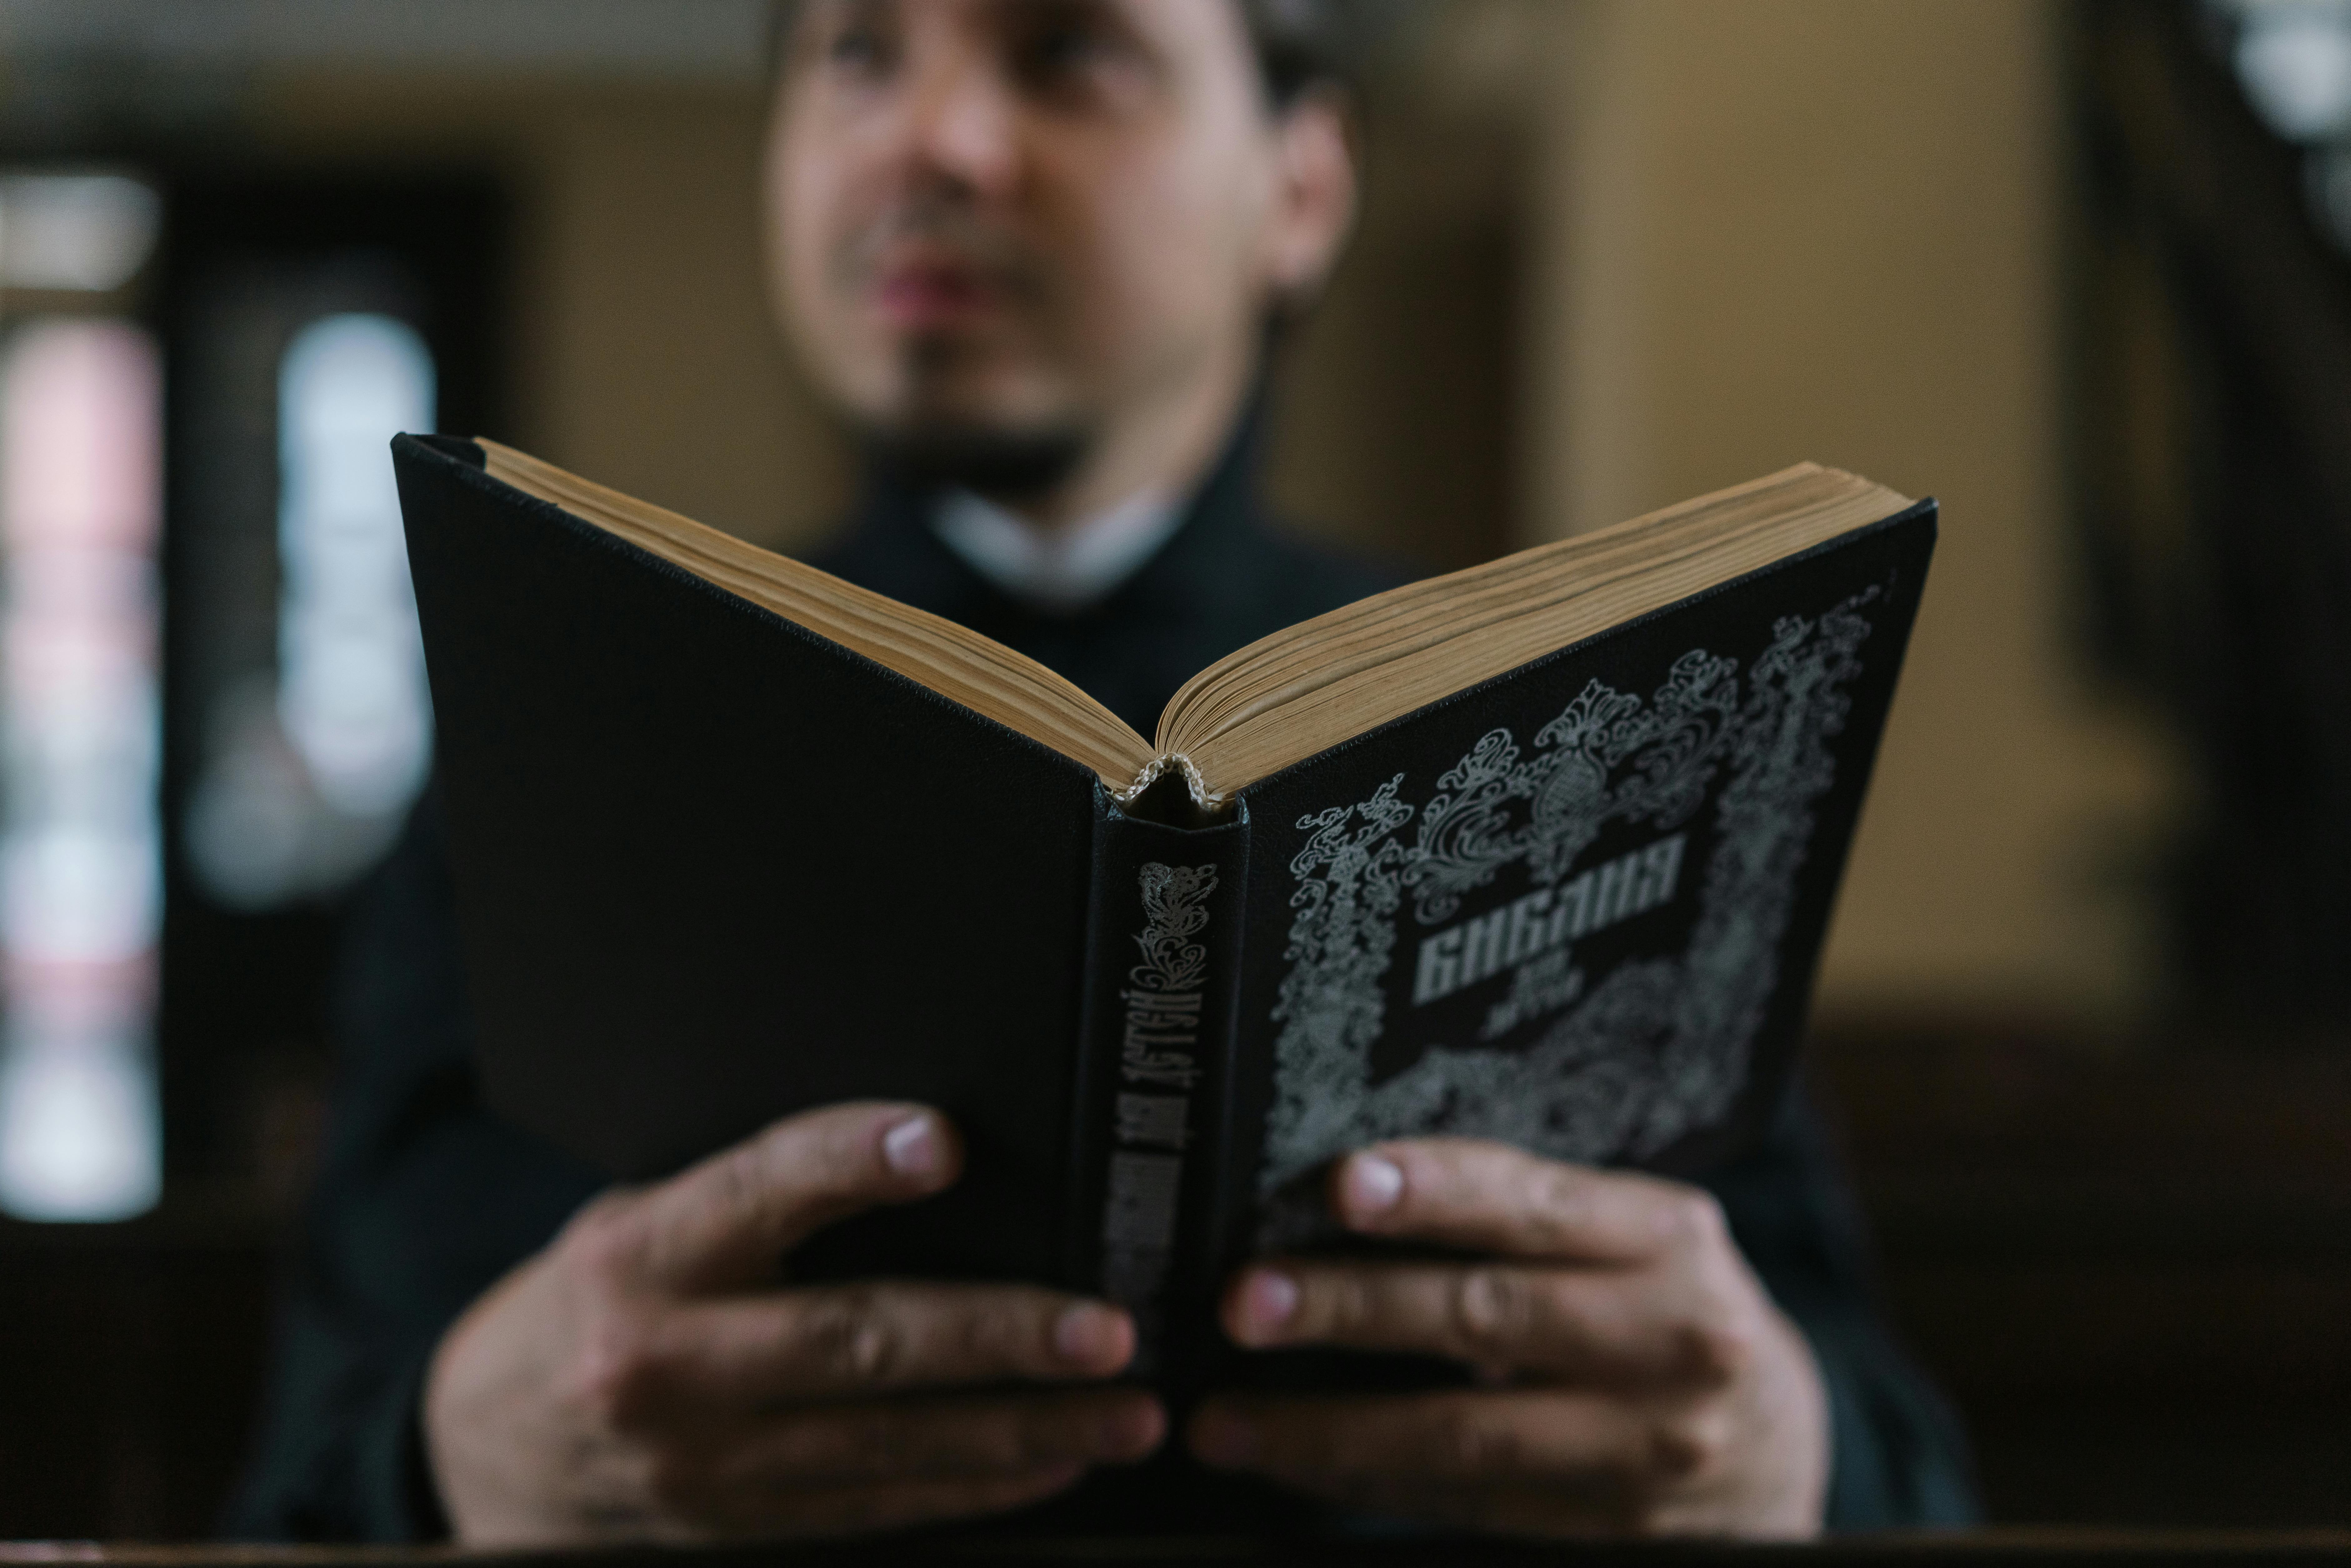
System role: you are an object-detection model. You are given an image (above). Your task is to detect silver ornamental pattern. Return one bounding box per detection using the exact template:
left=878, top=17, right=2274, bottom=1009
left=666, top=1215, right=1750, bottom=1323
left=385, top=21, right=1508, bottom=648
left=1258, top=587, right=1884, bottom=1246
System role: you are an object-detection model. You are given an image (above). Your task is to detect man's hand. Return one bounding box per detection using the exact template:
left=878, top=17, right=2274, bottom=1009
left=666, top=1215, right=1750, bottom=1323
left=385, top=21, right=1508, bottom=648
left=424, top=1102, right=1164, bottom=1546
left=1187, top=1139, right=1829, bottom=1538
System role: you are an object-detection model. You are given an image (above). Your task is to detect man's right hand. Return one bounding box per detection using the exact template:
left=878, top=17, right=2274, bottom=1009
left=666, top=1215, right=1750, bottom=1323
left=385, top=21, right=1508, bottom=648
left=423, top=1102, right=1164, bottom=1545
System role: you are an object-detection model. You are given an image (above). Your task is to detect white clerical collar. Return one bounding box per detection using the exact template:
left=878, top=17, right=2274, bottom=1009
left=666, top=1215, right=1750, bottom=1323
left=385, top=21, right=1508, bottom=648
left=930, top=487, right=1184, bottom=614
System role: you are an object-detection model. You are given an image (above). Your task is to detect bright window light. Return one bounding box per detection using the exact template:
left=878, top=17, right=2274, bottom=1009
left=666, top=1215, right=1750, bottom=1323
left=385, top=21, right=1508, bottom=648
left=0, top=987, right=160, bottom=1222
left=0, top=175, right=162, bottom=293
left=277, top=315, right=436, bottom=816
left=2227, top=0, right=2351, bottom=141
left=183, top=313, right=436, bottom=908
left=0, top=318, right=165, bottom=1222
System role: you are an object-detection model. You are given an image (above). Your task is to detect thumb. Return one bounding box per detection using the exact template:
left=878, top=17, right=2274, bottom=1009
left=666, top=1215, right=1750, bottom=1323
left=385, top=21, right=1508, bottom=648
left=616, top=1101, right=960, bottom=1294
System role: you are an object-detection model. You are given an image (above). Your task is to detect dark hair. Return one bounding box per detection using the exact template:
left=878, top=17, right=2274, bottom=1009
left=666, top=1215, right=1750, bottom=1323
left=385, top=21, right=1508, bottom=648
left=769, top=0, right=1370, bottom=111
left=1234, top=0, right=1365, bottom=108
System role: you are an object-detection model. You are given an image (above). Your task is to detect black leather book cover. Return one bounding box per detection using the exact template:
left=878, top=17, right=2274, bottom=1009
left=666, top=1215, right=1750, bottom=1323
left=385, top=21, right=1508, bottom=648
left=395, top=434, right=1099, bottom=1285
left=395, top=432, right=1930, bottom=1331
left=1217, top=505, right=1934, bottom=1276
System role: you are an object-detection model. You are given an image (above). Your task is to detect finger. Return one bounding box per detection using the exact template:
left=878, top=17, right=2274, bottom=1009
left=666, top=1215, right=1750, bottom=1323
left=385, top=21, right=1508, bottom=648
left=710, top=1389, right=1164, bottom=1487
left=682, top=1464, right=1090, bottom=1539
left=605, top=1103, right=962, bottom=1292
left=603, top=1282, right=1136, bottom=1417
left=1327, top=1139, right=1728, bottom=1264
left=1189, top=1390, right=1716, bottom=1494
left=1220, top=1262, right=1748, bottom=1389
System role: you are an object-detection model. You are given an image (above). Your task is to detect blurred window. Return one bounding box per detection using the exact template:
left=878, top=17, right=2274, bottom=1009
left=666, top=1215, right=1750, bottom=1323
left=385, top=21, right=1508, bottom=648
left=2078, top=1, right=2351, bottom=1022
left=154, top=173, right=501, bottom=1202
left=2209, top=0, right=2351, bottom=248
left=0, top=176, right=162, bottom=293
left=0, top=319, right=166, bottom=1222
left=183, top=315, right=435, bottom=908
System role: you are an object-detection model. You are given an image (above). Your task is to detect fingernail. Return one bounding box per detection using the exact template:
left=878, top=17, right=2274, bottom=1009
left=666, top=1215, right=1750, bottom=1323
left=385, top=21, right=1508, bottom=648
left=1190, top=1409, right=1259, bottom=1468
left=881, top=1113, right=942, bottom=1178
left=1238, top=1268, right=1299, bottom=1342
left=1054, top=1301, right=1131, bottom=1367
left=1342, top=1152, right=1404, bottom=1219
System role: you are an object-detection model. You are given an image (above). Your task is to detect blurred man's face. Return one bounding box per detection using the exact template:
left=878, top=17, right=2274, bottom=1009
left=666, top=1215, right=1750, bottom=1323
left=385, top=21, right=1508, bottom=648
left=766, top=0, right=1342, bottom=490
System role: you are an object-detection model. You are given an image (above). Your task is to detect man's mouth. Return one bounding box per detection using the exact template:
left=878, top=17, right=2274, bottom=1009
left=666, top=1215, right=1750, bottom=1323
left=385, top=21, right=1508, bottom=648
left=873, top=261, right=1001, bottom=330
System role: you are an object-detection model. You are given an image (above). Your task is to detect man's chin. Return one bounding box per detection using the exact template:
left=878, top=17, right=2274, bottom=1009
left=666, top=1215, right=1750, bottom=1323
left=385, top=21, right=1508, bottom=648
left=861, top=417, right=1092, bottom=505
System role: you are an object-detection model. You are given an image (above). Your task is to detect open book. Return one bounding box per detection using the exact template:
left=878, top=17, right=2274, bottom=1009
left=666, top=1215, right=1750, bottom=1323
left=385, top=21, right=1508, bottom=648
left=393, top=436, right=1933, bottom=1377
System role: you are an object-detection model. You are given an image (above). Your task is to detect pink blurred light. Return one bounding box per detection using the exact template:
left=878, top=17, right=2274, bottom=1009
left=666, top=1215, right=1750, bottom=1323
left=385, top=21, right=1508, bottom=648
left=1, top=320, right=161, bottom=553
left=0, top=315, right=165, bottom=1221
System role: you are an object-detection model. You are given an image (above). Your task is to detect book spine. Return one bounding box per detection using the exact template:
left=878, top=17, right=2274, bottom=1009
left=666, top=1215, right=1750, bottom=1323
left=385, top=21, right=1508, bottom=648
left=1064, top=786, right=1250, bottom=1384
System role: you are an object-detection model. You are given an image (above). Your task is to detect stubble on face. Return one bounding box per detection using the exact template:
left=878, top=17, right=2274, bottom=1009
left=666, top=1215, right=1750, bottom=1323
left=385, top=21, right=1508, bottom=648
left=824, top=187, right=1091, bottom=495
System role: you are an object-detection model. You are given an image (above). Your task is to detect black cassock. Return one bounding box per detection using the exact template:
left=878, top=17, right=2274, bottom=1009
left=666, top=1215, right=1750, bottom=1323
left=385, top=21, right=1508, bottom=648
left=228, top=421, right=1979, bottom=1539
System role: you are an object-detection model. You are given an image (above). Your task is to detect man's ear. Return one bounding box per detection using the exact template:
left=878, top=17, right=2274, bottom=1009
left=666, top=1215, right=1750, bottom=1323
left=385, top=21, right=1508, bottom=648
left=1260, top=88, right=1359, bottom=311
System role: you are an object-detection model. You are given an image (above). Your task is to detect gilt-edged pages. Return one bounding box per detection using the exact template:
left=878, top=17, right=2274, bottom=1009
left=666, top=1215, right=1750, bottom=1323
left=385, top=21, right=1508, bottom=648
left=476, top=440, right=1908, bottom=806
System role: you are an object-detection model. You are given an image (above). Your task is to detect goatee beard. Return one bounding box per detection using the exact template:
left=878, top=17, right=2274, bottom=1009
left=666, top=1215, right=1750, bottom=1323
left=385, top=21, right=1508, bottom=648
left=865, top=419, right=1091, bottom=507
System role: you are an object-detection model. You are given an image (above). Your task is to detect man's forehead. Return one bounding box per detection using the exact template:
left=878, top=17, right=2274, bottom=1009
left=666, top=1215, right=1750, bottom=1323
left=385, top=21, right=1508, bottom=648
left=787, top=0, right=1235, bottom=36
left=778, top=0, right=1366, bottom=111
left=773, top=0, right=1272, bottom=108
left=774, top=0, right=1364, bottom=121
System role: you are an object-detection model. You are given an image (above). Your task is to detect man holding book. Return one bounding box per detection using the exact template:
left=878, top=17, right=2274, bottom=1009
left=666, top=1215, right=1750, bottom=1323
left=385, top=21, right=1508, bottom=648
left=234, top=0, right=1974, bottom=1543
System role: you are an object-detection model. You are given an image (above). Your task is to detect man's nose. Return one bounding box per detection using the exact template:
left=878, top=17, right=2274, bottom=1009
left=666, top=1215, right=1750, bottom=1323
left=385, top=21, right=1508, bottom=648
left=902, top=57, right=1021, bottom=198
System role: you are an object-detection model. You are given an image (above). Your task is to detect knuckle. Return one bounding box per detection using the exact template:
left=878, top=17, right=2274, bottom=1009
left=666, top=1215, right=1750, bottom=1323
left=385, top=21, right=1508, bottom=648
left=569, top=1310, right=661, bottom=1430
left=561, top=1193, right=645, bottom=1281
left=1683, top=1320, right=1755, bottom=1386
left=1447, top=1267, right=1536, bottom=1358
left=797, top=1289, right=903, bottom=1387
left=703, top=1146, right=774, bottom=1230
left=1525, top=1165, right=1597, bottom=1250
left=1647, top=1403, right=1733, bottom=1482
left=847, top=1307, right=905, bottom=1387
left=854, top=1321, right=902, bottom=1386
left=1670, top=1190, right=1729, bottom=1250
left=1530, top=1162, right=1580, bottom=1218
left=1019, top=1293, right=1079, bottom=1371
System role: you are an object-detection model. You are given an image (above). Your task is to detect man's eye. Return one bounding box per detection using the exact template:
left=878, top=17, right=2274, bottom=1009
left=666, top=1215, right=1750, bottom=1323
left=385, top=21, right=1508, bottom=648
left=1013, top=23, right=1118, bottom=87
left=823, top=24, right=895, bottom=76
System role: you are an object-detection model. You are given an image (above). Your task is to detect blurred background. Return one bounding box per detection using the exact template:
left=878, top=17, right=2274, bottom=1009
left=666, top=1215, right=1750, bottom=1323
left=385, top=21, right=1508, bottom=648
left=0, top=0, right=2345, bottom=1538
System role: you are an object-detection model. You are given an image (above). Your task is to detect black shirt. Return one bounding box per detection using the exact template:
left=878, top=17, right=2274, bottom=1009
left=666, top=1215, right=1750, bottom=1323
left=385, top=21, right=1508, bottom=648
left=227, top=426, right=1978, bottom=1539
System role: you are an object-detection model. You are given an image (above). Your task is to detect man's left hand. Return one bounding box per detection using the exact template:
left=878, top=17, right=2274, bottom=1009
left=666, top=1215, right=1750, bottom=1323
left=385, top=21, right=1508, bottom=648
left=1187, top=1139, right=1829, bottom=1538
